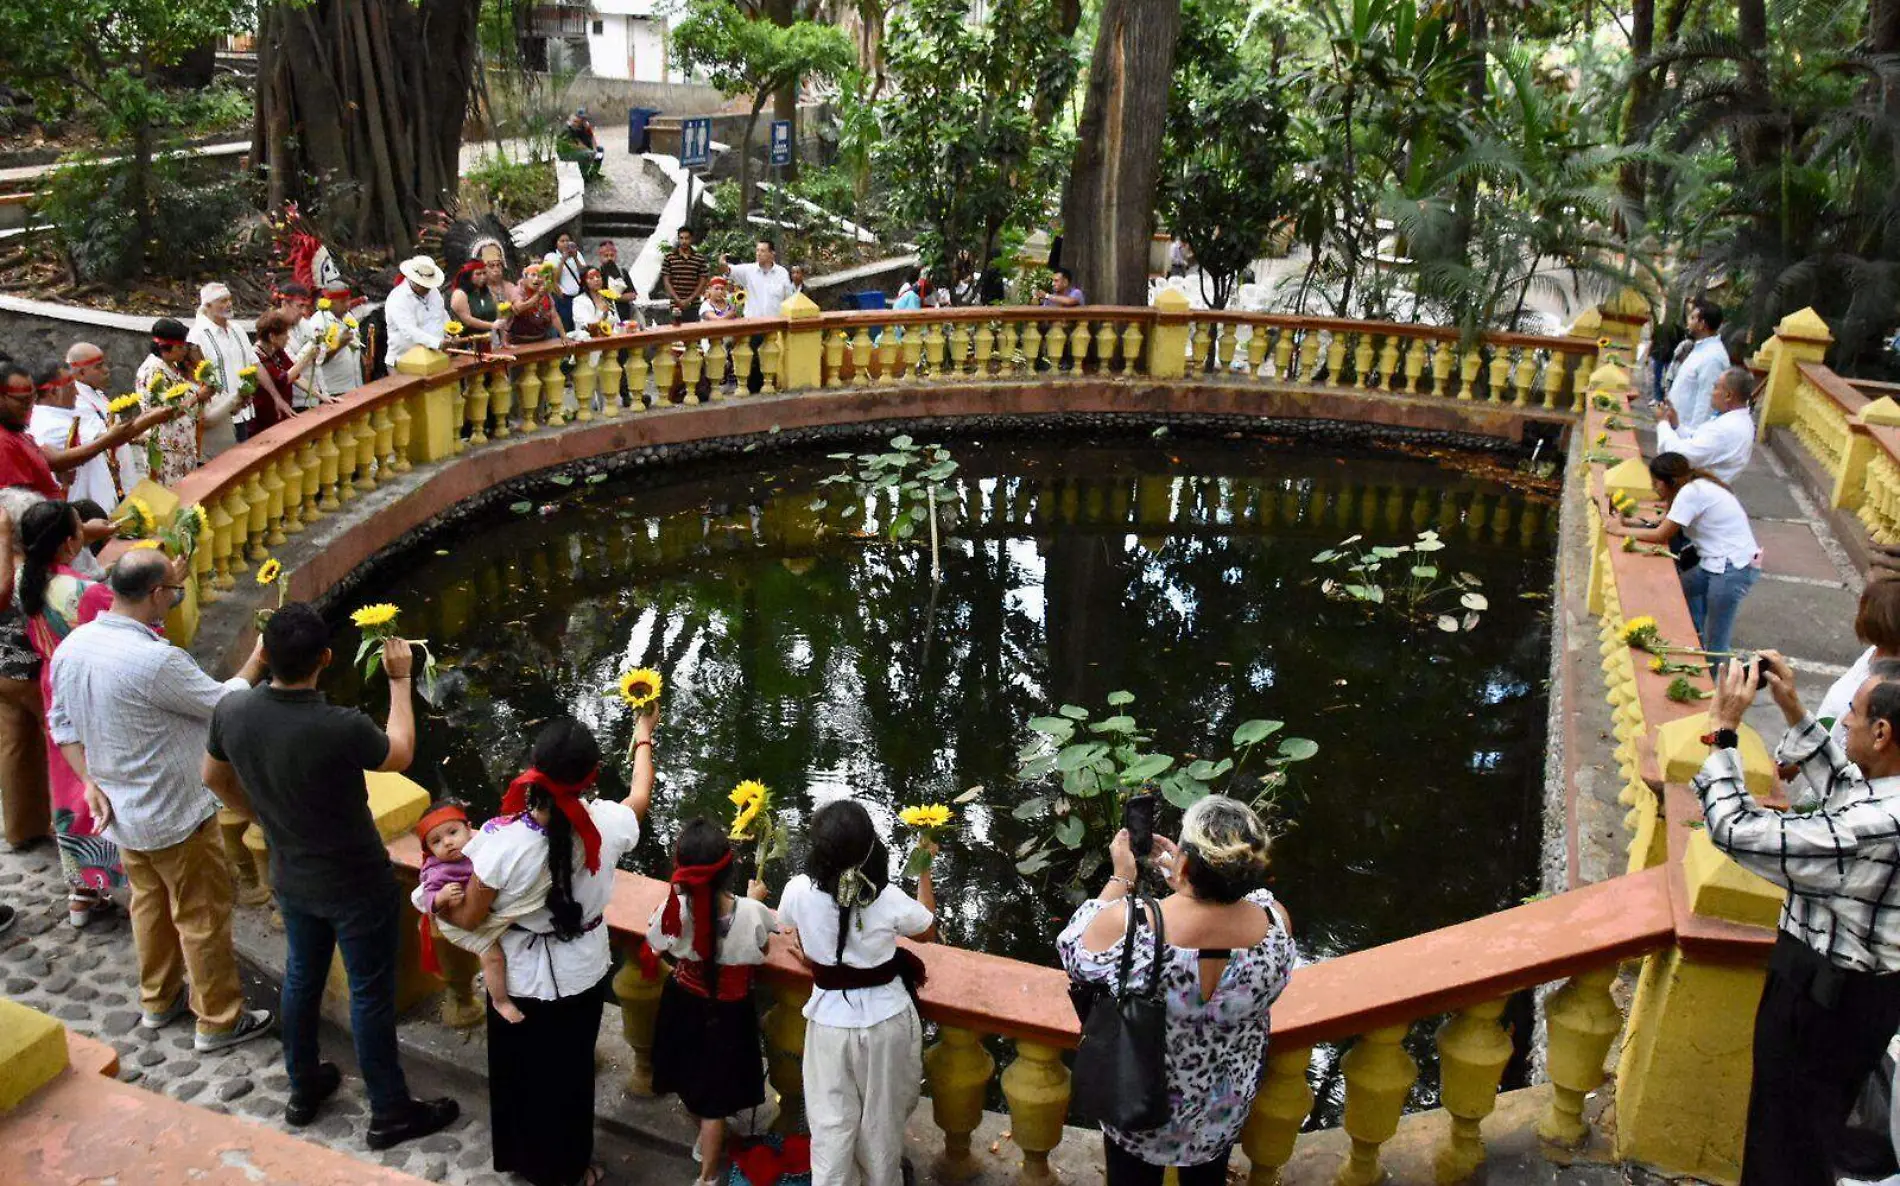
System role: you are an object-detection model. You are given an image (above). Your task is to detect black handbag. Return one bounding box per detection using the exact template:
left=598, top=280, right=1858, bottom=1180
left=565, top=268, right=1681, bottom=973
left=1070, top=896, right=1172, bottom=1131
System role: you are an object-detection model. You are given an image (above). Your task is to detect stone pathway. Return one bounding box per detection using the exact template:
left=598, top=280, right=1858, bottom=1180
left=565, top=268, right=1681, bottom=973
left=0, top=840, right=691, bottom=1185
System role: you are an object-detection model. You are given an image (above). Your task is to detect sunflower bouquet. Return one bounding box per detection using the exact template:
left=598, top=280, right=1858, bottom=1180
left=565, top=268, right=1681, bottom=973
left=351, top=603, right=444, bottom=703
left=114, top=496, right=156, bottom=541
left=237, top=366, right=258, bottom=398
left=729, top=779, right=786, bottom=872
left=898, top=803, right=956, bottom=876
left=193, top=358, right=221, bottom=392
left=107, top=392, right=143, bottom=425
left=154, top=504, right=210, bottom=560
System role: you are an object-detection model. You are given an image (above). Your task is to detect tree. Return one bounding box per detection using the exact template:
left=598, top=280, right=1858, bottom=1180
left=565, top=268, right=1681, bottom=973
left=671, top=0, right=854, bottom=220
left=1156, top=0, right=1304, bottom=310
left=0, top=0, right=253, bottom=273
left=1059, top=0, right=1182, bottom=307
left=876, top=0, right=1079, bottom=297
left=253, top=0, right=482, bottom=252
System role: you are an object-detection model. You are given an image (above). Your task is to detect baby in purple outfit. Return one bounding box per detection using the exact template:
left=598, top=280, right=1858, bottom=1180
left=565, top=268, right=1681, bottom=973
left=413, top=803, right=523, bottom=1022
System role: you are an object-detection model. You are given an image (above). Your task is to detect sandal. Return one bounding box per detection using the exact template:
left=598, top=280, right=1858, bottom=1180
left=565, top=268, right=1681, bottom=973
left=68, top=889, right=116, bottom=929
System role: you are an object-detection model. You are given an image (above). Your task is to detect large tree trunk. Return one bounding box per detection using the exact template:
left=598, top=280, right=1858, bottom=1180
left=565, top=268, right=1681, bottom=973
left=254, top=0, right=480, bottom=252
left=1058, top=0, right=1181, bottom=308
left=1617, top=0, right=1655, bottom=215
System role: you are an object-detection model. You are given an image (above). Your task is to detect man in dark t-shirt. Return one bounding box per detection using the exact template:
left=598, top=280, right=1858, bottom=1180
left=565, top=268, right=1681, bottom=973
left=204, top=603, right=457, bottom=1147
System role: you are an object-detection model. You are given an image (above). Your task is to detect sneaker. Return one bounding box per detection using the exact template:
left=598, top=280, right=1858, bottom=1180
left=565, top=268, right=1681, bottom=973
left=365, top=1097, right=459, bottom=1151
left=285, top=1062, right=342, bottom=1127
left=0, top=904, right=15, bottom=937
left=194, top=1008, right=275, bottom=1053
left=140, top=989, right=190, bottom=1031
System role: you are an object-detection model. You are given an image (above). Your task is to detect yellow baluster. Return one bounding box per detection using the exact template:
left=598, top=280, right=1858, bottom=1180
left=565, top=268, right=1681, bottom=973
left=625, top=347, right=649, bottom=412
left=1336, top=1024, right=1418, bottom=1186
left=1070, top=322, right=1092, bottom=368
left=1273, top=327, right=1295, bottom=380
left=1325, top=331, right=1347, bottom=386
left=1122, top=322, right=1144, bottom=373
left=1539, top=967, right=1621, bottom=1146
left=1246, top=325, right=1269, bottom=377
left=1242, top=1044, right=1314, bottom=1186
left=1430, top=342, right=1454, bottom=396
left=1512, top=350, right=1534, bottom=406
left=1354, top=332, right=1375, bottom=388
left=876, top=331, right=899, bottom=385
left=1297, top=329, right=1321, bottom=382
left=1046, top=319, right=1068, bottom=370
left=465, top=370, right=491, bottom=445
left=680, top=341, right=705, bottom=404
left=1377, top=334, right=1400, bottom=391
left=950, top=323, right=973, bottom=375
left=515, top=356, right=543, bottom=428
left=825, top=330, right=848, bottom=388
left=612, top=956, right=668, bottom=1094
left=1022, top=322, right=1043, bottom=370
left=652, top=344, right=678, bottom=404
left=1543, top=351, right=1568, bottom=410
left=763, top=980, right=811, bottom=1135
left=544, top=357, right=570, bottom=425
left=444, top=379, right=464, bottom=456
left=352, top=414, right=378, bottom=491
left=260, top=461, right=288, bottom=546
left=999, top=322, right=1022, bottom=374
left=1434, top=999, right=1513, bottom=1181
left=1001, top=1040, right=1069, bottom=1182
left=370, top=405, right=396, bottom=474
left=392, top=396, right=416, bottom=467
left=923, top=1026, right=994, bottom=1179
left=489, top=365, right=516, bottom=434
left=278, top=453, right=306, bottom=536
left=851, top=327, right=874, bottom=385
left=901, top=333, right=923, bottom=381
left=707, top=339, right=730, bottom=399
left=1217, top=322, right=1238, bottom=374
left=208, top=497, right=237, bottom=592
left=978, top=323, right=998, bottom=374
left=190, top=517, right=218, bottom=603
left=1457, top=349, right=1483, bottom=401
left=242, top=469, right=270, bottom=562
left=317, top=428, right=345, bottom=509
left=572, top=350, right=598, bottom=422
left=759, top=334, right=780, bottom=395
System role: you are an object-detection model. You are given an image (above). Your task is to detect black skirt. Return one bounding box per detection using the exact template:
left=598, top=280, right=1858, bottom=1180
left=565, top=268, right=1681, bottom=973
left=489, top=976, right=607, bottom=1186
left=651, top=974, right=767, bottom=1120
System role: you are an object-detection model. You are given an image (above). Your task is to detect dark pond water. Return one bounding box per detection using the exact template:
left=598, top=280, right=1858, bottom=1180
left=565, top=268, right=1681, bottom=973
left=322, top=431, right=1557, bottom=1117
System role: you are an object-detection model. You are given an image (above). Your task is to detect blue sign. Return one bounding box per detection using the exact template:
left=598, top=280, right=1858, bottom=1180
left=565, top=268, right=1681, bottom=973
left=769, top=120, right=793, bottom=166
left=681, top=117, right=712, bottom=169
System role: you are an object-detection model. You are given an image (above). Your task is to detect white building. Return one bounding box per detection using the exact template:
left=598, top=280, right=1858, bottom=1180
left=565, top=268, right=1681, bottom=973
left=582, top=0, right=686, bottom=82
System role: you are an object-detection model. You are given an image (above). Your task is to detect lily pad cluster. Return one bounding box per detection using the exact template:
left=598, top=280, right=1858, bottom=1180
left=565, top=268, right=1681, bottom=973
left=1312, top=529, right=1489, bottom=632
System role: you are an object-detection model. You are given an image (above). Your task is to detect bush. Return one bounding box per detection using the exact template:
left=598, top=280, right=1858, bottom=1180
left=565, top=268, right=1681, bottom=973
left=461, top=153, right=558, bottom=223
left=35, top=152, right=251, bottom=282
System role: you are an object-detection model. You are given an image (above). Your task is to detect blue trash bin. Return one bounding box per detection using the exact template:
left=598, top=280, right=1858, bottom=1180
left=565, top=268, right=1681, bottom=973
left=627, top=108, right=661, bottom=154
left=848, top=290, right=889, bottom=312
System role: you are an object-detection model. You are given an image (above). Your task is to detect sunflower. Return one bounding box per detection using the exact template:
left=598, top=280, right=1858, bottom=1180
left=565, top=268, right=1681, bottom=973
left=193, top=359, right=213, bottom=383
left=237, top=365, right=258, bottom=381
left=128, top=539, right=163, bottom=551
left=317, top=297, right=334, bottom=311
left=601, top=289, right=623, bottom=302
left=190, top=504, right=211, bottom=535
left=351, top=603, right=400, bottom=630
left=256, top=559, right=283, bottom=585
left=161, top=382, right=193, bottom=405
left=1649, top=655, right=1666, bottom=673
left=729, top=780, right=769, bottom=839
left=445, top=320, right=466, bottom=337
left=344, top=315, right=360, bottom=330
left=107, top=393, right=141, bottom=416
left=496, top=301, right=514, bottom=317
left=616, top=667, right=663, bottom=709
left=899, top=804, right=954, bottom=829
left=1620, top=615, right=1663, bottom=652
left=117, top=497, right=155, bottom=537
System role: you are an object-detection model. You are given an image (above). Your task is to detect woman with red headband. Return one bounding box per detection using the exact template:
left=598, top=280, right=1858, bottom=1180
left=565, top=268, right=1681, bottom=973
left=644, top=817, right=775, bottom=1186
left=438, top=710, right=657, bottom=1186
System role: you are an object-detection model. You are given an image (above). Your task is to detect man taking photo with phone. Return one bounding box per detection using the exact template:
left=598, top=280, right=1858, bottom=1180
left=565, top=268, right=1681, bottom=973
left=1696, top=650, right=1900, bottom=1184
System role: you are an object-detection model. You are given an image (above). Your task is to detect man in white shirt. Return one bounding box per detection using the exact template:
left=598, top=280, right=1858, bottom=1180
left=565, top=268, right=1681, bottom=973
left=53, top=344, right=142, bottom=508
left=1667, top=297, right=1732, bottom=431
left=310, top=282, right=365, bottom=401
left=543, top=233, right=587, bottom=333
left=1657, top=366, right=1757, bottom=484
left=727, top=240, right=797, bottom=394
left=188, top=281, right=253, bottom=451
left=383, top=257, right=449, bottom=369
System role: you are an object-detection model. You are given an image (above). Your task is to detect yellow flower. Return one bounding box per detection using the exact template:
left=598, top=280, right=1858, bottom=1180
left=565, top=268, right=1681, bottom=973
left=601, top=290, right=623, bottom=302
left=344, top=316, right=360, bottom=330
left=729, top=779, right=767, bottom=808
left=899, top=804, right=953, bottom=829
left=1597, top=337, right=1614, bottom=349
left=729, top=780, right=769, bottom=838
left=616, top=667, right=663, bottom=709
left=318, top=297, right=334, bottom=311
left=351, top=603, right=400, bottom=630
left=445, top=320, right=466, bottom=336
left=325, top=324, right=343, bottom=350
left=161, top=382, right=192, bottom=405
left=1649, top=655, right=1666, bottom=673
left=107, top=393, right=141, bottom=415
left=190, top=504, right=211, bottom=535
left=237, top=365, right=258, bottom=380
left=128, top=539, right=162, bottom=551
left=256, top=559, right=282, bottom=585
left=193, top=359, right=212, bottom=383
left=117, top=497, right=155, bottom=535
left=496, top=301, right=514, bottom=317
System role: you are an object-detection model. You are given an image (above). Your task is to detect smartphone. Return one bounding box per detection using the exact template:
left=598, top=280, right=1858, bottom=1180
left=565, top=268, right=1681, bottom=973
left=1124, top=791, right=1158, bottom=860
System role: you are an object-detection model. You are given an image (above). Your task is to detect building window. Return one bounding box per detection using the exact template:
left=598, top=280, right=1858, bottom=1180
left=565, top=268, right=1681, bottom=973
left=593, top=18, right=604, bottom=33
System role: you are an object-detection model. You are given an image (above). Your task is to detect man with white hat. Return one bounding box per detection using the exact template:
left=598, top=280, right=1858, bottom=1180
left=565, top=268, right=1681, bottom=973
left=187, top=282, right=252, bottom=456
left=384, top=257, right=449, bottom=370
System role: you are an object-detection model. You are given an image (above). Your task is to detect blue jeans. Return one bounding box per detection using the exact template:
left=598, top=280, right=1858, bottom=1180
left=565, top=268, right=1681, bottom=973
left=280, top=886, right=410, bottom=1116
left=1681, top=563, right=1761, bottom=661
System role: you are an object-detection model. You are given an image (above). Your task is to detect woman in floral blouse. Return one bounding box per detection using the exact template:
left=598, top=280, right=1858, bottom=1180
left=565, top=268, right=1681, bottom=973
left=1057, top=795, right=1296, bottom=1186
left=134, top=319, right=241, bottom=487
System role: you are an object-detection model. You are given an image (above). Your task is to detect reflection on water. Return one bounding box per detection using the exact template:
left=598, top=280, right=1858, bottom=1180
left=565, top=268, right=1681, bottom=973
left=324, top=434, right=1556, bottom=1118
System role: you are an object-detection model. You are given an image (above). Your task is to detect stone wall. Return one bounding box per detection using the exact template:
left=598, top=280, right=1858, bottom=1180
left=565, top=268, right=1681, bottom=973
left=0, top=297, right=234, bottom=375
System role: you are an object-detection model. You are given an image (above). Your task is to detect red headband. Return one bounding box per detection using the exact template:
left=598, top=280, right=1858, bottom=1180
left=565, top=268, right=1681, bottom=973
left=36, top=374, right=69, bottom=391
left=415, top=803, right=469, bottom=846
left=500, top=766, right=603, bottom=872
left=639, top=849, right=735, bottom=976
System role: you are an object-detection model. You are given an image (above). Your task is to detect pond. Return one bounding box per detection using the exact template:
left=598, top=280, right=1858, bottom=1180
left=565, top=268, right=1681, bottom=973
left=321, top=429, right=1558, bottom=1117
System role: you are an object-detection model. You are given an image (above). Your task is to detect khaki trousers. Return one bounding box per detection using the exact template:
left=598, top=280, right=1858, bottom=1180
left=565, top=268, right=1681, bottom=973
left=0, top=676, right=50, bottom=847
left=804, top=1004, right=924, bottom=1186
left=122, top=816, right=243, bottom=1034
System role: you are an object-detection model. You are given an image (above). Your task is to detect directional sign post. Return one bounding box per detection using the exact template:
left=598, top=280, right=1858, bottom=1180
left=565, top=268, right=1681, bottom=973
left=680, top=117, right=712, bottom=169
left=769, top=120, right=792, bottom=168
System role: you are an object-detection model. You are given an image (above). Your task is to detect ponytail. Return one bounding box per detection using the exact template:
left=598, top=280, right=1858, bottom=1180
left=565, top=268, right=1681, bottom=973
left=1649, top=451, right=1728, bottom=493
left=18, top=501, right=77, bottom=620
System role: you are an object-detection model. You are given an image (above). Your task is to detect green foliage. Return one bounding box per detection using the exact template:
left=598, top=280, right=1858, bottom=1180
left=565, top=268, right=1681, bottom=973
left=35, top=153, right=250, bottom=282
left=462, top=152, right=558, bottom=223
left=1159, top=0, right=1306, bottom=310
left=874, top=0, right=1079, bottom=290
left=812, top=435, right=960, bottom=579
left=1011, top=695, right=1316, bottom=880
left=1311, top=530, right=1489, bottom=631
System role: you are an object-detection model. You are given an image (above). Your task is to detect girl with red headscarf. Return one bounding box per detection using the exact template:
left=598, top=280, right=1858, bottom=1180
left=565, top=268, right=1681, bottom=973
left=644, top=818, right=776, bottom=1186
left=436, top=711, right=658, bottom=1186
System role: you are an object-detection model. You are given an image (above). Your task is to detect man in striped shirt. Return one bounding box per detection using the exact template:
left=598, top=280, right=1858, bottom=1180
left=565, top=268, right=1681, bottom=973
left=662, top=226, right=709, bottom=325
left=1696, top=651, right=1900, bottom=1184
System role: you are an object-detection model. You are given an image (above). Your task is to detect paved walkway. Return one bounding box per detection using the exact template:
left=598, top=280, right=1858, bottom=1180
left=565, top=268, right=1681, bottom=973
left=0, top=840, right=691, bottom=1185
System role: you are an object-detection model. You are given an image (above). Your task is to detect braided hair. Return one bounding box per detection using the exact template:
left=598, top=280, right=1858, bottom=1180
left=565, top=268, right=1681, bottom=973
left=524, top=716, right=600, bottom=942
left=674, top=817, right=737, bottom=979
left=805, top=799, right=888, bottom=966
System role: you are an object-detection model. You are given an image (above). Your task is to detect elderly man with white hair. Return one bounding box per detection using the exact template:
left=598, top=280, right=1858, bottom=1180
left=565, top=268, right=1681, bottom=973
left=50, top=343, right=143, bottom=510
left=187, top=282, right=253, bottom=455
left=383, top=257, right=450, bottom=369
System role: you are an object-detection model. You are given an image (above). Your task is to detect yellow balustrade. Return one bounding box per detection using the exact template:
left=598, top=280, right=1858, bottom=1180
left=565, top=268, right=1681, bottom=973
left=923, top=1025, right=994, bottom=1178
left=1434, top=999, right=1514, bottom=1181
left=1336, top=1024, right=1417, bottom=1186
left=760, top=335, right=781, bottom=395
left=762, top=979, right=811, bottom=1134
left=572, top=351, right=598, bottom=422
left=1242, top=1044, right=1314, bottom=1185
left=612, top=956, right=668, bottom=1095
left=1541, top=967, right=1621, bottom=1147
left=515, top=358, right=543, bottom=428
left=1001, top=1040, right=1070, bottom=1183
left=1756, top=307, right=1835, bottom=435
